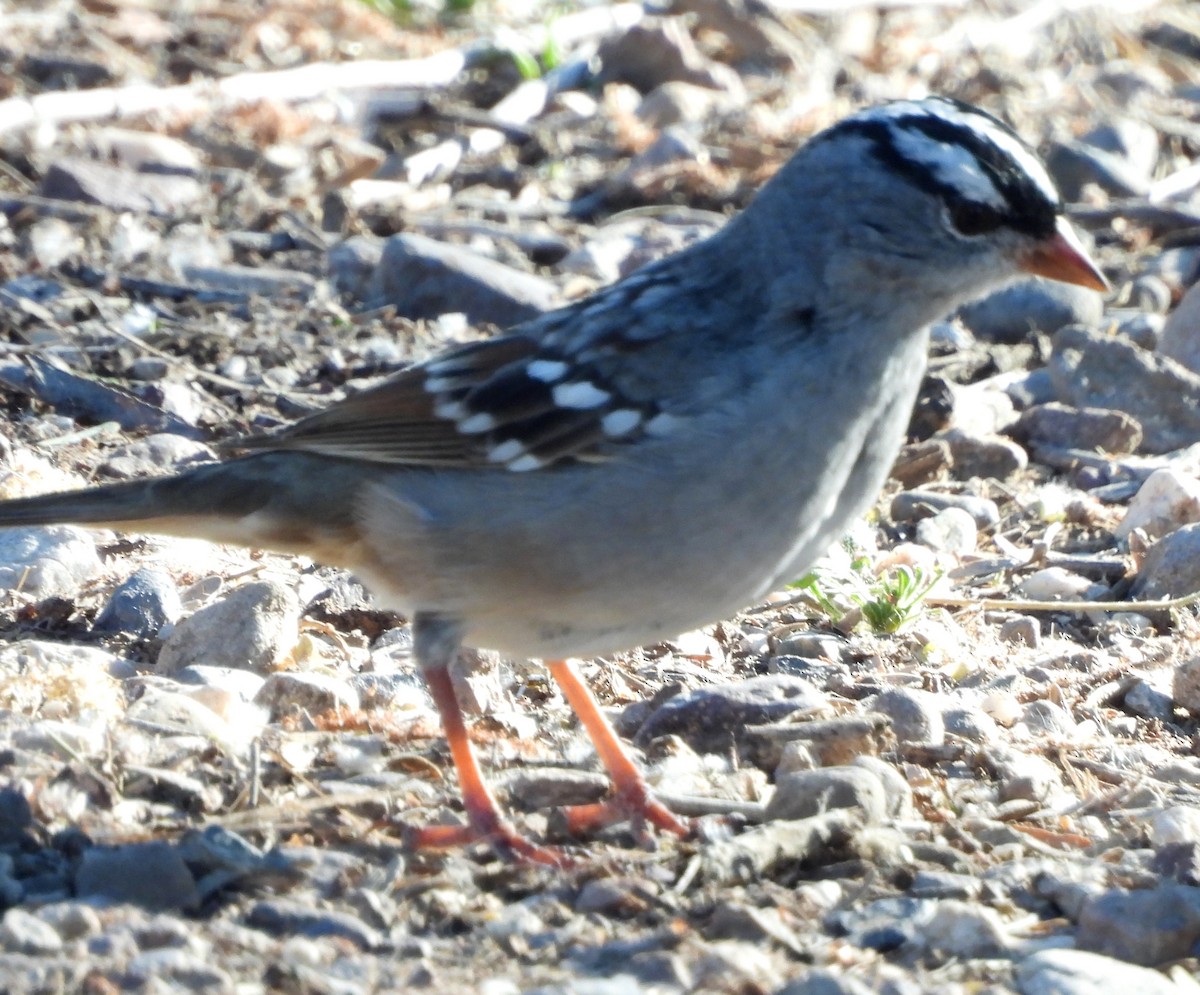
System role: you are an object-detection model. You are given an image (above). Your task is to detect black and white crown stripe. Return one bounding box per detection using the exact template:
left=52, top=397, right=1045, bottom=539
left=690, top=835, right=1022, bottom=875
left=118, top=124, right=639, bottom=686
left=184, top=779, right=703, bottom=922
left=827, top=97, right=1061, bottom=239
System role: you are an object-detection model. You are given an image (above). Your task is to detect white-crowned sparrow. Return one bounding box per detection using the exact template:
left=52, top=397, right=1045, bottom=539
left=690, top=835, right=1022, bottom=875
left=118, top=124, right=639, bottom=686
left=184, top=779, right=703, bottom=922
left=0, top=97, right=1105, bottom=863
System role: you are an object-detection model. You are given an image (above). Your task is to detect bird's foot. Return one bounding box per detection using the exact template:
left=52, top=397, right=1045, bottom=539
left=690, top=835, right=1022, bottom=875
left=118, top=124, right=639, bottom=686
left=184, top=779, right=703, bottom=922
left=407, top=817, right=573, bottom=868
left=560, top=781, right=690, bottom=844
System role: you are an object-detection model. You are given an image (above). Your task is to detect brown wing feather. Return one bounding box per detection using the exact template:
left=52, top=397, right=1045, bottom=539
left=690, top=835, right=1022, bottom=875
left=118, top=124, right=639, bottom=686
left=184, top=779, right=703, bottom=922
left=227, top=336, right=558, bottom=468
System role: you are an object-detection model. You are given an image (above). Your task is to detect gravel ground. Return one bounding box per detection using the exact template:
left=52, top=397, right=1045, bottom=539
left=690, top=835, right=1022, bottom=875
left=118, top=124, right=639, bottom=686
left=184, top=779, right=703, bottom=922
left=3, top=1, right=1200, bottom=992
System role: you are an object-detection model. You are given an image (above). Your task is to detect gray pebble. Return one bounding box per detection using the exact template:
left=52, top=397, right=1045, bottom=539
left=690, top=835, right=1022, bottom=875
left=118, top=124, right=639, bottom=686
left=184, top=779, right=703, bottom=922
left=998, top=616, right=1040, bottom=648
left=327, top=235, right=383, bottom=303
left=1123, top=677, right=1174, bottom=721
left=75, top=842, right=199, bottom=912
left=368, top=233, right=557, bottom=326
left=1050, top=324, right=1200, bottom=453
left=157, top=580, right=299, bottom=675
left=1013, top=402, right=1142, bottom=455
left=765, top=766, right=887, bottom=824
left=1115, top=310, right=1165, bottom=350
left=1045, top=139, right=1151, bottom=200
left=915, top=506, right=977, bottom=554
left=246, top=899, right=381, bottom=950
left=633, top=674, right=823, bottom=769
left=867, top=688, right=945, bottom=745
left=890, top=489, right=1000, bottom=529
left=1173, top=656, right=1200, bottom=713
left=0, top=526, right=100, bottom=597
left=41, top=157, right=203, bottom=216
left=939, top=429, right=1028, bottom=481
left=94, top=566, right=182, bottom=638
left=1076, top=884, right=1200, bottom=965
left=1131, top=523, right=1200, bottom=601
left=254, top=671, right=360, bottom=719
left=0, top=908, right=62, bottom=955
left=943, top=706, right=999, bottom=743
left=99, top=433, right=212, bottom=479
left=1015, top=948, right=1180, bottom=995
left=957, top=278, right=1104, bottom=343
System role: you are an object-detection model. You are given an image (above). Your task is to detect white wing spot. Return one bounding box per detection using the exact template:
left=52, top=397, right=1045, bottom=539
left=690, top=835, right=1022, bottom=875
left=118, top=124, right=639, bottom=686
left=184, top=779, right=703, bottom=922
left=552, top=381, right=611, bottom=410
left=601, top=409, right=642, bottom=437
left=425, top=376, right=458, bottom=392
left=458, top=412, right=497, bottom=434
left=507, top=453, right=544, bottom=472
left=645, top=412, right=682, bottom=437
left=487, top=439, right=526, bottom=463
left=526, top=359, right=569, bottom=382
left=433, top=399, right=466, bottom=420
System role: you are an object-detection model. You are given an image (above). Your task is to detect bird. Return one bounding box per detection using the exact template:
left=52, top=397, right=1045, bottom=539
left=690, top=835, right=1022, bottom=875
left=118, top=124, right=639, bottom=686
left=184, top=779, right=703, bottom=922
left=0, top=97, right=1106, bottom=864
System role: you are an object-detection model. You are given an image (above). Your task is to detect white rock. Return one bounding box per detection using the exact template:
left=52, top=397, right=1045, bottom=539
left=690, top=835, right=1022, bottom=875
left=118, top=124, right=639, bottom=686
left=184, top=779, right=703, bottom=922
left=1116, top=467, right=1200, bottom=540
left=0, top=526, right=101, bottom=597
left=1150, top=806, right=1200, bottom=847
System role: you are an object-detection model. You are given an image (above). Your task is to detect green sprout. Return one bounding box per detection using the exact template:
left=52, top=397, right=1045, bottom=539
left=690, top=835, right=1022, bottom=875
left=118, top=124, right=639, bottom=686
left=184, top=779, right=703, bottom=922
left=791, top=556, right=941, bottom=635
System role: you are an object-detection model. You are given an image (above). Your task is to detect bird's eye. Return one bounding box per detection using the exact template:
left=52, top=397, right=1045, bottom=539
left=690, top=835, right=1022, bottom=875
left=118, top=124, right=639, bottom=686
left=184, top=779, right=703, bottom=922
left=947, top=200, right=1004, bottom=236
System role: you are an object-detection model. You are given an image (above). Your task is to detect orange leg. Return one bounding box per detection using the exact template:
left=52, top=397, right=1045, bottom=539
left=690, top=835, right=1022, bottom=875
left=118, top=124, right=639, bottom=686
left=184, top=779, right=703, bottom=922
left=407, top=614, right=568, bottom=866
left=546, top=659, right=689, bottom=841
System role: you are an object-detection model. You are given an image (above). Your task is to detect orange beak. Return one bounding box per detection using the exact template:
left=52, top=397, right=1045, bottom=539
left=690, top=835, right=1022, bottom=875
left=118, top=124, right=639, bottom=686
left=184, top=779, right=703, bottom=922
left=1019, top=216, right=1108, bottom=292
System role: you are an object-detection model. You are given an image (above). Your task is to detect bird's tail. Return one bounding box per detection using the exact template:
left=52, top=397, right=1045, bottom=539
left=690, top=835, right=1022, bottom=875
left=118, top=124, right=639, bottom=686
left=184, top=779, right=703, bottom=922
left=0, top=453, right=363, bottom=558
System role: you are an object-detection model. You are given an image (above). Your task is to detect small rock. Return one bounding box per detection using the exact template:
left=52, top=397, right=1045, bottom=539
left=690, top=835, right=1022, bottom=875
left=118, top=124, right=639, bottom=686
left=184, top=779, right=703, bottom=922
left=90, top=127, right=203, bottom=175
left=35, top=902, right=101, bottom=942
left=998, top=616, right=1040, bottom=648
left=157, top=580, right=300, bottom=675
left=633, top=674, right=823, bottom=769
left=1159, top=278, right=1200, bottom=376
left=957, top=278, right=1104, bottom=344
left=0, top=908, right=62, bottom=955
left=1045, top=140, right=1151, bottom=200
left=867, top=688, right=944, bottom=745
left=1132, top=523, right=1200, bottom=600
left=93, top=566, right=182, bottom=638
left=765, top=766, right=887, bottom=825
left=1173, top=656, right=1200, bottom=713
left=246, top=899, right=381, bottom=950
left=1124, top=677, right=1174, bottom=721
left=636, top=81, right=729, bottom=127
left=914, top=899, right=1010, bottom=958
left=1014, top=402, right=1142, bottom=455
left=1015, top=948, right=1180, bottom=995
left=327, top=235, right=384, bottom=302
left=0, top=526, right=101, bottom=597
left=1151, top=806, right=1200, bottom=847
left=1076, top=884, right=1200, bottom=965
left=1115, top=468, right=1200, bottom=540
left=368, top=233, right=557, bottom=326
left=938, top=428, right=1028, bottom=480
left=617, top=127, right=708, bottom=188
left=1051, top=324, right=1200, bottom=453
left=99, top=434, right=212, bottom=479
left=944, top=706, right=999, bottom=743
left=1115, top=310, right=1165, bottom=349
left=1017, top=567, right=1094, bottom=602
left=41, top=157, right=204, bottom=216
left=1082, top=118, right=1160, bottom=178
left=915, top=506, right=977, bottom=555
left=75, top=842, right=199, bottom=912
left=597, top=17, right=743, bottom=94
left=254, top=672, right=361, bottom=719
left=890, top=490, right=1000, bottom=529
